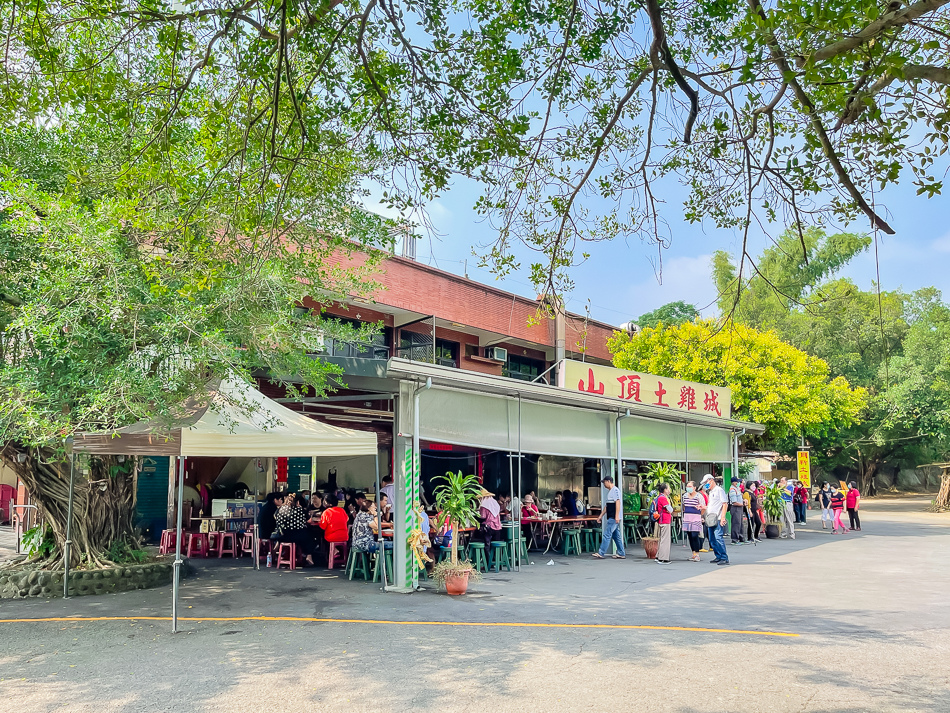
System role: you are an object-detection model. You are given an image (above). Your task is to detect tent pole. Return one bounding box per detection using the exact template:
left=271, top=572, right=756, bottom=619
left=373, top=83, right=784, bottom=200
left=172, top=455, right=185, bottom=633
left=508, top=450, right=514, bottom=570
left=63, top=450, right=76, bottom=599
left=253, top=480, right=260, bottom=571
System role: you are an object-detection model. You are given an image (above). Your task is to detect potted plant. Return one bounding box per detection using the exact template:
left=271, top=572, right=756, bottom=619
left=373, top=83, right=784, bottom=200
left=639, top=462, right=685, bottom=558
left=431, top=470, right=483, bottom=595
left=762, top=481, right=785, bottom=539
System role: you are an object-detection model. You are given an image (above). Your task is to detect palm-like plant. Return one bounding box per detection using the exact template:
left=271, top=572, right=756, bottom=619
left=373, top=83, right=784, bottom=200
left=763, top=481, right=785, bottom=523
left=433, top=470, right=482, bottom=566
left=642, top=462, right=685, bottom=496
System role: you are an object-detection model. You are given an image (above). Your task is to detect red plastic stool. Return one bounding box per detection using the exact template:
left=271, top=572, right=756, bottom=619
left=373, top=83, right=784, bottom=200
left=186, top=532, right=209, bottom=558
left=217, top=531, right=238, bottom=558
left=327, top=541, right=349, bottom=570
left=159, top=529, right=177, bottom=555
left=275, top=542, right=297, bottom=570
left=239, top=532, right=254, bottom=558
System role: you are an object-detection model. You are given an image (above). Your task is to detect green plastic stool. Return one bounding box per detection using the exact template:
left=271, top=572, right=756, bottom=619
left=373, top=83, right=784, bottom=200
left=510, top=536, right=531, bottom=566
left=347, top=548, right=372, bottom=581
left=438, top=546, right=452, bottom=562
left=624, top=521, right=640, bottom=545
left=372, top=546, right=394, bottom=584
left=490, top=541, right=511, bottom=572
left=467, top=542, right=489, bottom=573
left=562, top=528, right=582, bottom=556
left=582, top=528, right=599, bottom=553
left=418, top=566, right=429, bottom=581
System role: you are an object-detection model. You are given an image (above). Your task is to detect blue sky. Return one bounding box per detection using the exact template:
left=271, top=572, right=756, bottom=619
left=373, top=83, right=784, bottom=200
left=366, top=177, right=950, bottom=327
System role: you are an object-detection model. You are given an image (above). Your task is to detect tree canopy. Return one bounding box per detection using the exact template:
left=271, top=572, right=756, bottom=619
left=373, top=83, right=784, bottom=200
left=713, top=228, right=950, bottom=489
left=2, top=0, right=948, bottom=296
left=608, top=320, right=867, bottom=442
left=635, top=301, right=700, bottom=330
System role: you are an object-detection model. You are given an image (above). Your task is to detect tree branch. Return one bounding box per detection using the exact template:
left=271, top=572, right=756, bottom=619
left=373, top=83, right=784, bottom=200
left=801, top=0, right=950, bottom=66
left=749, top=0, right=896, bottom=234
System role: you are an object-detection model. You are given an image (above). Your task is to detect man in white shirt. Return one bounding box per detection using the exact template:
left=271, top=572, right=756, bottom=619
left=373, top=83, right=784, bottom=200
left=702, top=474, right=730, bottom=566
left=593, top=475, right=625, bottom=559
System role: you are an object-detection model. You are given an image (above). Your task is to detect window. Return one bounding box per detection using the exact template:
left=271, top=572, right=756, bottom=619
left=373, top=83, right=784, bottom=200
left=399, top=333, right=458, bottom=368
left=320, top=318, right=389, bottom=359
left=503, top=354, right=546, bottom=382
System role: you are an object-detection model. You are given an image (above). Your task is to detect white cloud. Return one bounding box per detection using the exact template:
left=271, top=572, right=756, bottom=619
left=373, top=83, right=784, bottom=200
left=624, top=254, right=718, bottom=317
left=931, top=232, right=950, bottom=253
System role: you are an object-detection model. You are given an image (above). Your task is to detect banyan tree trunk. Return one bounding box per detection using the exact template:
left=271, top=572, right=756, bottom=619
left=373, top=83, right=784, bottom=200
left=933, top=472, right=950, bottom=513
left=1, top=446, right=138, bottom=569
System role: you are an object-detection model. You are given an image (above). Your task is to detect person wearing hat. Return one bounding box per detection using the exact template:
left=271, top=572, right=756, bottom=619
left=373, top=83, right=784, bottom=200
left=701, top=474, right=730, bottom=565
left=477, top=488, right=503, bottom=547
left=593, top=475, right=625, bottom=559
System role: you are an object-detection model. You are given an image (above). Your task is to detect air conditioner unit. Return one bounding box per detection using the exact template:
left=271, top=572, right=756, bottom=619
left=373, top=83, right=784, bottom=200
left=486, top=346, right=508, bottom=362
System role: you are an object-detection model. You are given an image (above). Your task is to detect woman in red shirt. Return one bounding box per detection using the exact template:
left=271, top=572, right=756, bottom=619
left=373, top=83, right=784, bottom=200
left=319, top=493, right=350, bottom=544
left=846, top=482, right=862, bottom=531
left=655, top=483, right=674, bottom=564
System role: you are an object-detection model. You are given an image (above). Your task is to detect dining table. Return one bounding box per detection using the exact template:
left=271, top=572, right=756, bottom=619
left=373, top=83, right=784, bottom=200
left=521, top=515, right=600, bottom=554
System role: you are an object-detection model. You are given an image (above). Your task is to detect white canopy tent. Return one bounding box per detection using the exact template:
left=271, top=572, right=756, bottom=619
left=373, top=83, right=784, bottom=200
left=70, top=378, right=379, bottom=631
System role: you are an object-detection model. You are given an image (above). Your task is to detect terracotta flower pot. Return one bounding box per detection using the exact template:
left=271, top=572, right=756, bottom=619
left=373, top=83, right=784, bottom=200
left=444, top=570, right=471, bottom=596
left=642, top=537, right=659, bottom=559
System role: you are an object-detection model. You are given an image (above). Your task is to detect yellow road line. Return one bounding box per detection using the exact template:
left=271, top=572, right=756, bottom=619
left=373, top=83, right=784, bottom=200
left=0, top=615, right=798, bottom=637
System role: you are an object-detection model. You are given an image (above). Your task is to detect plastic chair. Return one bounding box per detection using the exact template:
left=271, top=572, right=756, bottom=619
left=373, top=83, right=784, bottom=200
left=372, top=545, right=394, bottom=584
left=438, top=546, right=453, bottom=562
left=511, top=536, right=531, bottom=566
left=185, top=533, right=209, bottom=558
left=239, top=532, right=254, bottom=558
left=217, top=531, right=237, bottom=558
left=467, top=542, right=489, bottom=573
left=275, top=542, right=297, bottom=570
left=159, top=529, right=177, bottom=555
left=347, top=549, right=372, bottom=581
left=328, top=541, right=349, bottom=570
left=490, top=541, right=511, bottom=572
left=562, top=528, right=582, bottom=556
left=582, top=528, right=599, bottom=553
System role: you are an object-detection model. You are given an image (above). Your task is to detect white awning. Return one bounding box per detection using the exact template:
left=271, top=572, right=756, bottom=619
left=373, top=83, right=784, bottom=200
left=72, top=378, right=378, bottom=458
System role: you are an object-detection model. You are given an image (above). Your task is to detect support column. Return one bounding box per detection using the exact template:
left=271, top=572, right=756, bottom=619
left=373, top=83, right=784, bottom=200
left=166, top=455, right=176, bottom=530
left=391, top=381, right=417, bottom=592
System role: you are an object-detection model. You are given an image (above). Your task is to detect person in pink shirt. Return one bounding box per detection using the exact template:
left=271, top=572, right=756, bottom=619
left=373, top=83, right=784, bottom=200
left=846, top=482, right=862, bottom=531
left=654, top=483, right=674, bottom=564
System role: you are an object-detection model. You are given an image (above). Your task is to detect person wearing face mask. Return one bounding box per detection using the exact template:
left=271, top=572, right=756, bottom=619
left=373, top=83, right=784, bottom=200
left=701, top=474, right=730, bottom=565
left=681, top=481, right=706, bottom=562
left=816, top=482, right=833, bottom=530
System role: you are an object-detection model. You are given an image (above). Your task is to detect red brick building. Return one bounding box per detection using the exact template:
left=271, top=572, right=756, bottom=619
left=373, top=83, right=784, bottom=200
left=302, top=250, right=618, bottom=383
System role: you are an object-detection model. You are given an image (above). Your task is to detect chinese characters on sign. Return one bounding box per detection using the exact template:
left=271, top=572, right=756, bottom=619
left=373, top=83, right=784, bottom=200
left=797, top=450, right=811, bottom=488
left=558, top=360, right=732, bottom=420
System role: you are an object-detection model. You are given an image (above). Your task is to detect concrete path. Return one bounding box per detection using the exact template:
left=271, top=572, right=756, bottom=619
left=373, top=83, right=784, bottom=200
left=1, top=497, right=947, bottom=712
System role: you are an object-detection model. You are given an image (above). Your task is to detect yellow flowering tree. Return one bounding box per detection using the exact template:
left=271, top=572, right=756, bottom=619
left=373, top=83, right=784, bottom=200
left=608, top=321, right=866, bottom=442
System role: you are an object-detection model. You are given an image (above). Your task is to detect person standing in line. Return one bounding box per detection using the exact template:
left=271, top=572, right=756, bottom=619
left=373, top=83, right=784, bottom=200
left=592, top=475, right=625, bottom=560
left=829, top=486, right=847, bottom=533
left=729, top=478, right=745, bottom=544
left=701, top=474, right=730, bottom=566
left=778, top=477, right=796, bottom=539
left=654, top=483, right=674, bottom=564
left=681, top=481, right=705, bottom=562
left=746, top=481, right=762, bottom=542
left=817, top=482, right=833, bottom=530
left=793, top=481, right=808, bottom=524
left=846, top=482, right=862, bottom=531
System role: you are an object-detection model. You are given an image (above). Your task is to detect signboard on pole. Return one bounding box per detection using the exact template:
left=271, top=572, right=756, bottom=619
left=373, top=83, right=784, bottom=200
left=797, top=450, right=811, bottom=488
left=557, top=360, right=732, bottom=419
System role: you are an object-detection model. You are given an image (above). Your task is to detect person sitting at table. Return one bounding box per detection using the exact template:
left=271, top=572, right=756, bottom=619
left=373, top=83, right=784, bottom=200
left=573, top=491, right=586, bottom=515
left=477, top=488, right=503, bottom=547
left=521, top=494, right=540, bottom=520
left=352, top=501, right=381, bottom=553
left=259, top=492, right=286, bottom=540
left=318, top=493, right=350, bottom=550
left=379, top=492, right=393, bottom=523
left=308, top=492, right=324, bottom=516
left=275, top=493, right=316, bottom=566
left=551, top=492, right=565, bottom=516
left=563, top=489, right=580, bottom=517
